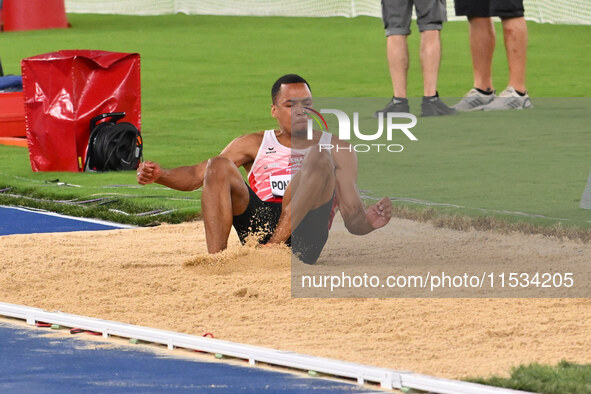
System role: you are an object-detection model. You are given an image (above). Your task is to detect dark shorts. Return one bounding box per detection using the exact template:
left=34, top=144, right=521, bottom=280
left=455, top=0, right=524, bottom=18
left=381, top=0, right=447, bottom=36
left=232, top=185, right=333, bottom=265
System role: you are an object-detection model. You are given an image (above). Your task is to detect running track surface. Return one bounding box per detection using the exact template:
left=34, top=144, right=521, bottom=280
left=0, top=206, right=135, bottom=236
left=0, top=321, right=379, bottom=393
left=0, top=206, right=379, bottom=393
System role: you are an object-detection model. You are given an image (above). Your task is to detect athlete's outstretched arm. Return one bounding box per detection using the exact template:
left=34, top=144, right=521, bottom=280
left=137, top=160, right=207, bottom=191
left=136, top=133, right=261, bottom=191
left=333, top=146, right=392, bottom=235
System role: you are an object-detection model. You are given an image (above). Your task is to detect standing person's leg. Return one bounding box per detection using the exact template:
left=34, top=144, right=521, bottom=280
left=415, top=0, right=456, bottom=116
left=469, top=17, right=496, bottom=92
left=201, top=156, right=250, bottom=254
left=501, top=16, right=527, bottom=93
left=452, top=0, right=497, bottom=111
left=419, top=29, right=440, bottom=97
left=387, top=35, right=409, bottom=99
left=481, top=1, right=532, bottom=110
left=374, top=0, right=413, bottom=116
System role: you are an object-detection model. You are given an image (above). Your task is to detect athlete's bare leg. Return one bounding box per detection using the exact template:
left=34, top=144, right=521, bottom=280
left=268, top=148, right=335, bottom=244
left=201, top=156, right=250, bottom=253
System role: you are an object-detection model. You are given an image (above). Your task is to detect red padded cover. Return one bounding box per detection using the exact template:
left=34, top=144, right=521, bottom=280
left=21, top=50, right=141, bottom=172
left=0, top=92, right=26, bottom=138
left=3, top=0, right=68, bottom=32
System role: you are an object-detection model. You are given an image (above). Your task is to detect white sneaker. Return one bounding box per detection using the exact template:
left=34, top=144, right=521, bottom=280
left=481, top=86, right=533, bottom=111
left=452, top=88, right=496, bottom=112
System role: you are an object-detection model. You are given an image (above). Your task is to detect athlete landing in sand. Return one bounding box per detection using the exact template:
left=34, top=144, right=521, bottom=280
left=137, top=74, right=392, bottom=264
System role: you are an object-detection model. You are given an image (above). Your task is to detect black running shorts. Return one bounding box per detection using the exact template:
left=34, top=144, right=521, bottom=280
left=455, top=0, right=524, bottom=18
left=232, top=184, right=333, bottom=265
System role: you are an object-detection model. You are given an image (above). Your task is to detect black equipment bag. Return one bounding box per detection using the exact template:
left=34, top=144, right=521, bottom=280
left=85, top=112, right=142, bottom=172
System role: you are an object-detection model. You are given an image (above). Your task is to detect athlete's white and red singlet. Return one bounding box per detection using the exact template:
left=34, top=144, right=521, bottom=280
left=247, top=129, right=338, bottom=225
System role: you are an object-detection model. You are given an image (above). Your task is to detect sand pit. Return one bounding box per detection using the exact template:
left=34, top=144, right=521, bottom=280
left=1, top=215, right=589, bottom=380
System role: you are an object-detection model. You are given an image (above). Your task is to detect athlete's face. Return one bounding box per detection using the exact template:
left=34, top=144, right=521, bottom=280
left=271, top=83, right=313, bottom=137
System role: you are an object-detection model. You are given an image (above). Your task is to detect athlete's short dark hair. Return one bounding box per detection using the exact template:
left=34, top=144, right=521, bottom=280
left=271, top=74, right=311, bottom=104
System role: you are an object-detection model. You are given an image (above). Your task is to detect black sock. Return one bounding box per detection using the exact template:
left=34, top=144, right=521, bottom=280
left=424, top=91, right=439, bottom=99
left=515, top=89, right=526, bottom=96
left=475, top=87, right=494, bottom=95
left=393, top=96, right=408, bottom=102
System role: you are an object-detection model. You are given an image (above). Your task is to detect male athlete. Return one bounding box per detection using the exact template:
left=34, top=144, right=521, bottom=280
left=137, top=74, right=392, bottom=264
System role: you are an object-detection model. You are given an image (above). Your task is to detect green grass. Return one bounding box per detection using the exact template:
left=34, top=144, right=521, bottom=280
left=0, top=14, right=590, bottom=231
left=467, top=361, right=591, bottom=394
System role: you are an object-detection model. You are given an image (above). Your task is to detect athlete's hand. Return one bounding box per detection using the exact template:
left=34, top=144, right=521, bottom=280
left=366, top=197, right=392, bottom=230
left=137, top=161, right=163, bottom=185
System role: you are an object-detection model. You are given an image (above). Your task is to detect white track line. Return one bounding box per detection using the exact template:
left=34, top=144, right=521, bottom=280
left=361, top=195, right=579, bottom=223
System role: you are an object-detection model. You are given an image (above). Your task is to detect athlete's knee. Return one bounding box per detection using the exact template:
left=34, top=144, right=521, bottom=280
left=303, top=149, right=334, bottom=179
left=204, top=156, right=237, bottom=185
left=205, top=156, right=233, bottom=176
left=314, top=153, right=335, bottom=186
